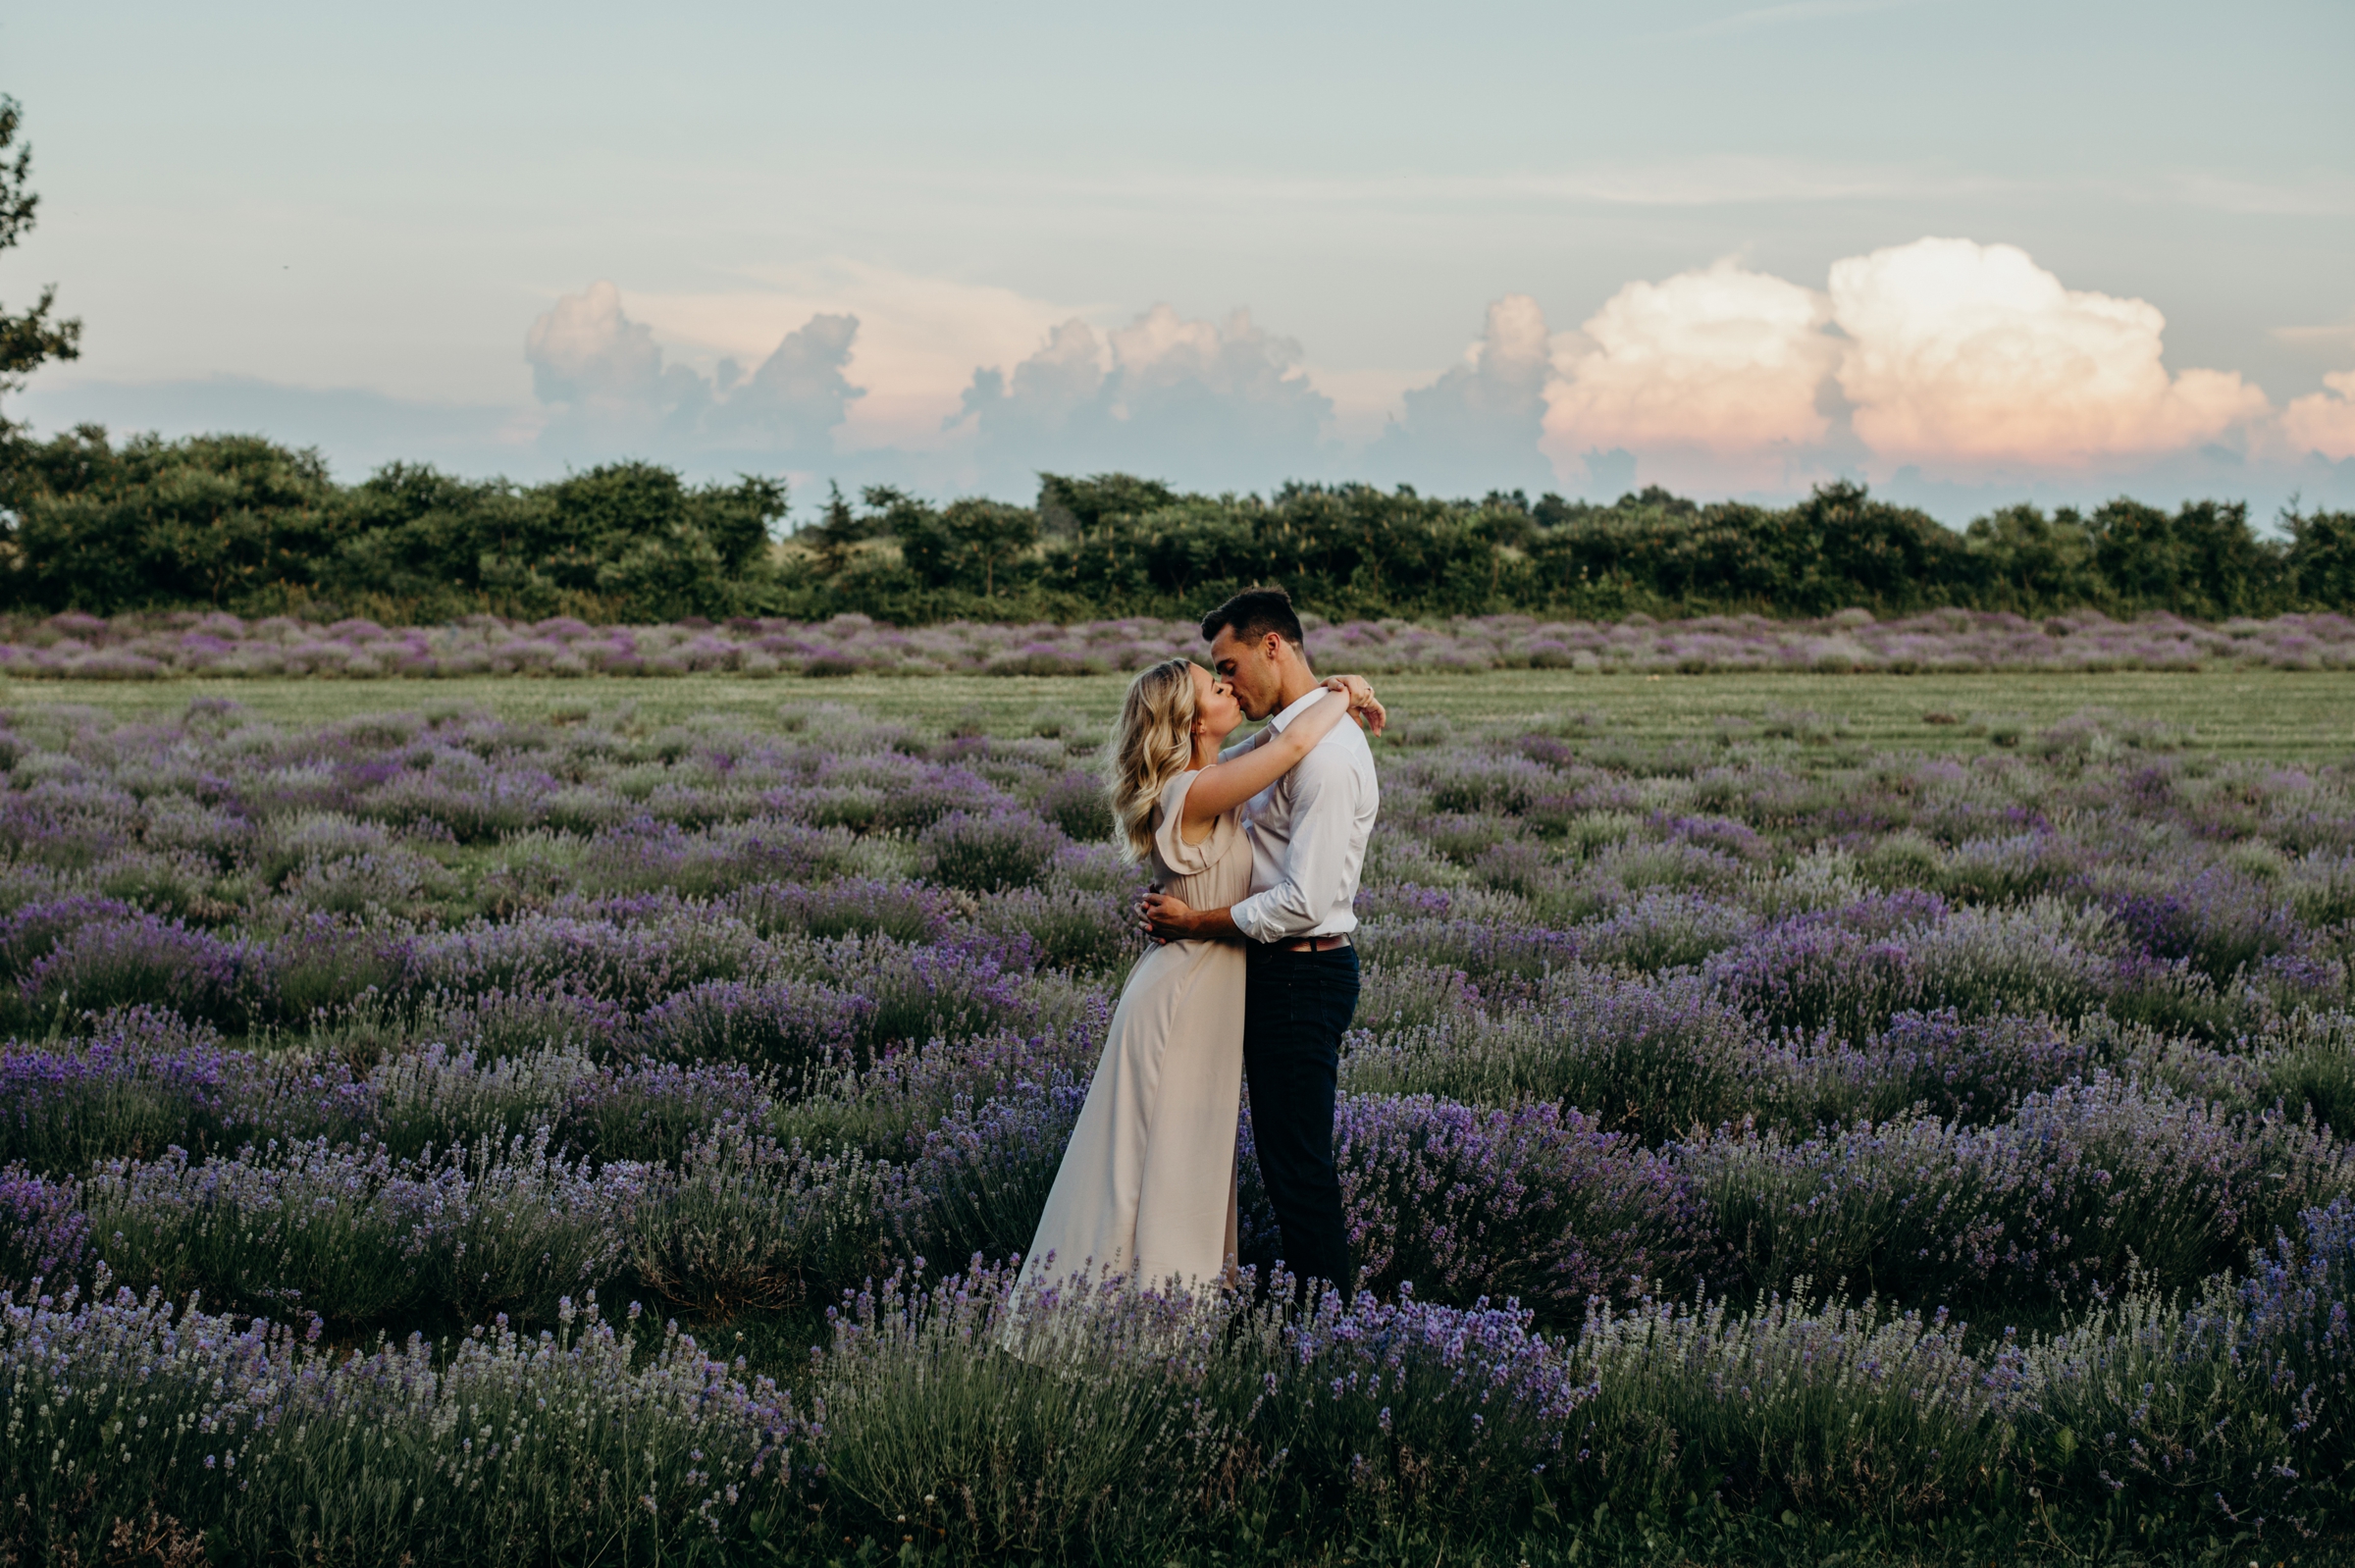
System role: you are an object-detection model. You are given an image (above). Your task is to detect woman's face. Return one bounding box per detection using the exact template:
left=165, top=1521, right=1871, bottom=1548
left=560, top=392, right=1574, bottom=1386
left=1189, top=662, right=1242, bottom=743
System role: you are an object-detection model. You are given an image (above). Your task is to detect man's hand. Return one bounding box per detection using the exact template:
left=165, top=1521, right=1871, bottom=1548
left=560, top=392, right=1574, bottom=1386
left=1139, top=889, right=1238, bottom=944
left=1321, top=673, right=1387, bottom=737
left=1139, top=889, right=1194, bottom=943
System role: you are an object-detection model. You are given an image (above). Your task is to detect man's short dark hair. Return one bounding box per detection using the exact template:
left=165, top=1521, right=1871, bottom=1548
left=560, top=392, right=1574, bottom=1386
left=1200, top=587, right=1304, bottom=650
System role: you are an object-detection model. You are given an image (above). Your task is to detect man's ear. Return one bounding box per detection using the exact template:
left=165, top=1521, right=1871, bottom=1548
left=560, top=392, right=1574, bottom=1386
left=1262, top=631, right=1284, bottom=663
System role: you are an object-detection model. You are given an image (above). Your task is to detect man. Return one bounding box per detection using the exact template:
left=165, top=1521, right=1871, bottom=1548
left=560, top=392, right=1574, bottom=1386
left=1140, top=587, right=1381, bottom=1306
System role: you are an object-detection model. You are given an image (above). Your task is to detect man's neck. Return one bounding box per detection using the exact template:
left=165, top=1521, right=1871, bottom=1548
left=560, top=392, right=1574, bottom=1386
left=1272, top=660, right=1320, bottom=712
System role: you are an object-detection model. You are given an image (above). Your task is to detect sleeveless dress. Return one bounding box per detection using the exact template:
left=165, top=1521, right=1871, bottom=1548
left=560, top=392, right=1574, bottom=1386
left=1015, top=769, right=1253, bottom=1301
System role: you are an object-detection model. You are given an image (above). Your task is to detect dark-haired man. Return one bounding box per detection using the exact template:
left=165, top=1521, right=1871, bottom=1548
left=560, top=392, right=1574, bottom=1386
left=1140, top=586, right=1380, bottom=1305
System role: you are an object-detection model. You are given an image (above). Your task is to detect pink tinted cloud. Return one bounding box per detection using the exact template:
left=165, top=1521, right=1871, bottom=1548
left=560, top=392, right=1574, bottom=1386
left=2284, top=371, right=2355, bottom=462
left=1541, top=259, right=1836, bottom=489
left=1829, top=238, right=2268, bottom=473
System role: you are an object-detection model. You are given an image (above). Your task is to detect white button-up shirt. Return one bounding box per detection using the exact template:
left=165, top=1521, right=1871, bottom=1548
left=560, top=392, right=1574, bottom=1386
left=1227, top=688, right=1381, bottom=943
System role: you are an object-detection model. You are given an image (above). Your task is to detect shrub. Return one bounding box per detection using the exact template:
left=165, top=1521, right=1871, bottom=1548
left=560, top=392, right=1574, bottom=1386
left=635, top=976, right=874, bottom=1081
left=813, top=1259, right=1589, bottom=1558
left=1690, top=1075, right=2349, bottom=1307
left=1246, top=1093, right=1709, bottom=1328
left=916, top=810, right=1067, bottom=893
left=1756, top=1008, right=2093, bottom=1131
left=628, top=1123, right=888, bottom=1315
left=1343, top=964, right=1752, bottom=1143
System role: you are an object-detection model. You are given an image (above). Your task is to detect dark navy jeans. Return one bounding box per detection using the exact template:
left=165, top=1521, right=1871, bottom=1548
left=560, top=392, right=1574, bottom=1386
left=1241, top=943, right=1360, bottom=1304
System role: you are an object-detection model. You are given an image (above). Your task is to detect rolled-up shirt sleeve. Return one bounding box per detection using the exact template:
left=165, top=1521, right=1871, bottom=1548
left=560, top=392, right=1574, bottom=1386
left=1231, top=749, right=1358, bottom=943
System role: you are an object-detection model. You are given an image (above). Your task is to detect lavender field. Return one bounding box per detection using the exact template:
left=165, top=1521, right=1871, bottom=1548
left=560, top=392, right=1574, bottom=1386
left=10, top=604, right=2355, bottom=680
left=4, top=688, right=2355, bottom=1563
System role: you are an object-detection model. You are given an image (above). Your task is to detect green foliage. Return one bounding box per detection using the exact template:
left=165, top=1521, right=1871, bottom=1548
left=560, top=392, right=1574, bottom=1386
left=1962, top=500, right=2104, bottom=609
left=1, top=430, right=789, bottom=619
left=9, top=429, right=342, bottom=611
left=2285, top=500, right=2355, bottom=607
left=5, top=420, right=2354, bottom=626
left=882, top=486, right=1040, bottom=598
left=0, top=95, right=80, bottom=444
left=2087, top=496, right=2276, bottom=618
left=789, top=471, right=2355, bottom=628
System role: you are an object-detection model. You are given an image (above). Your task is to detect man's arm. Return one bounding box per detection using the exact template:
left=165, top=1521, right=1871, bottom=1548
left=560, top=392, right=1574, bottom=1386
left=1228, top=749, right=1359, bottom=943
left=1138, top=889, right=1236, bottom=943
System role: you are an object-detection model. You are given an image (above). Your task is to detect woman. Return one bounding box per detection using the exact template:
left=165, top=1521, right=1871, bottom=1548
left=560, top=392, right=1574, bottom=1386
left=1012, top=658, right=1381, bottom=1311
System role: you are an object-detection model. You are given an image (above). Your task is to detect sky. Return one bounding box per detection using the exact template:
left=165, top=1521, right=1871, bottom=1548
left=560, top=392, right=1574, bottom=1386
left=7, top=0, right=2354, bottom=526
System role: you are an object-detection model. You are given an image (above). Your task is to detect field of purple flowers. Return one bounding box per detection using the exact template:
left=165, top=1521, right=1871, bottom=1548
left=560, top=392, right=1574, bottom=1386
left=8, top=604, right=2355, bottom=681
left=3, top=691, right=2355, bottom=1562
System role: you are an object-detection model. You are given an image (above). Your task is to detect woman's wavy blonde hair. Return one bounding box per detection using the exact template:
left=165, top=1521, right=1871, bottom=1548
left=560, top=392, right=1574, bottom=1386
left=1106, top=658, right=1199, bottom=862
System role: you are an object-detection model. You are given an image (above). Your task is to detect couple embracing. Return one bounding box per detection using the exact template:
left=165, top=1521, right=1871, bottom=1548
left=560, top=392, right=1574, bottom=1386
left=1015, top=587, right=1385, bottom=1315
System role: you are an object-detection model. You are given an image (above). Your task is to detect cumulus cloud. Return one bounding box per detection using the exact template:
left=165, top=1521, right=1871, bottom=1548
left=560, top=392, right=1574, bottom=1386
left=624, top=262, right=1079, bottom=454
left=1829, top=237, right=2268, bottom=472
left=707, top=312, right=864, bottom=448
left=524, top=283, right=863, bottom=462
left=512, top=249, right=2306, bottom=505
left=955, top=305, right=1331, bottom=492
left=1373, top=295, right=1555, bottom=496
left=952, top=319, right=1109, bottom=445
left=2284, top=370, right=2355, bottom=462
left=525, top=281, right=709, bottom=444
left=1529, top=242, right=2276, bottom=493
left=1541, top=259, right=1837, bottom=490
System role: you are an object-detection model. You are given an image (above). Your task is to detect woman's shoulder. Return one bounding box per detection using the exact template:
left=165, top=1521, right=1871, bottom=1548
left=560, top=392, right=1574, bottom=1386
left=1152, top=768, right=1238, bottom=870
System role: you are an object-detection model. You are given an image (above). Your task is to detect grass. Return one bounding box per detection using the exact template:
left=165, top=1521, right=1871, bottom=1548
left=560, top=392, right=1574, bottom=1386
left=9, top=666, right=2355, bottom=758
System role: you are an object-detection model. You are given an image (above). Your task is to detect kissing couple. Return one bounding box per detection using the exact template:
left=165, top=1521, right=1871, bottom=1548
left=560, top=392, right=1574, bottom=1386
left=1013, top=586, right=1385, bottom=1316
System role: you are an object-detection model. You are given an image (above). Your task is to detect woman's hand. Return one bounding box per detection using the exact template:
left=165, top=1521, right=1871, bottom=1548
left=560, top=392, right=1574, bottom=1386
left=1321, top=673, right=1386, bottom=736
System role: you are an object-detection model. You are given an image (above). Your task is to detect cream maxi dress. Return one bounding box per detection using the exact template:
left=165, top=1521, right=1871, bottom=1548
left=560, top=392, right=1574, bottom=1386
left=1015, top=769, right=1251, bottom=1301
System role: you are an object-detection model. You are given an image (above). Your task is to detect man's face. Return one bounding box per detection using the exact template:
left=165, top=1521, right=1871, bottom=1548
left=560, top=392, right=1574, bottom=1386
left=1208, top=627, right=1283, bottom=720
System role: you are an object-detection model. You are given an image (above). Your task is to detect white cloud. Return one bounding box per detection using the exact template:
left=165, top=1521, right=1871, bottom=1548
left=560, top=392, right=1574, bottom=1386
left=1373, top=295, right=1556, bottom=495
left=1542, top=259, right=1836, bottom=489
left=951, top=319, right=1107, bottom=444
left=510, top=245, right=2309, bottom=501
left=706, top=312, right=864, bottom=448
left=524, top=281, right=705, bottom=430
left=955, top=304, right=1332, bottom=492
left=523, top=282, right=864, bottom=461
left=622, top=261, right=1082, bottom=453
left=1828, top=237, right=2268, bottom=473
left=2285, top=370, right=2355, bottom=462
left=1105, top=306, right=1319, bottom=416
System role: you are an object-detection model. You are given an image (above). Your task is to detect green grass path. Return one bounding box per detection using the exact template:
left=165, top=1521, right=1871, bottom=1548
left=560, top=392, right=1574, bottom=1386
left=8, top=668, right=2355, bottom=758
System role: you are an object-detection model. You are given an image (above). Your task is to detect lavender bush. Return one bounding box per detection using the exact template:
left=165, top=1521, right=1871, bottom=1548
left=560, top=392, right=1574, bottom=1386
left=0, top=690, right=2350, bottom=1550
left=817, top=1258, right=1592, bottom=1556
left=85, top=1131, right=644, bottom=1328
left=10, top=605, right=2355, bottom=679
left=0, top=1279, right=809, bottom=1565
left=1256, top=1093, right=1711, bottom=1323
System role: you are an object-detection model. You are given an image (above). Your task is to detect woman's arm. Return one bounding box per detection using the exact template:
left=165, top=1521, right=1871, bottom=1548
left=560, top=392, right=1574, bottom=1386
left=1180, top=680, right=1373, bottom=833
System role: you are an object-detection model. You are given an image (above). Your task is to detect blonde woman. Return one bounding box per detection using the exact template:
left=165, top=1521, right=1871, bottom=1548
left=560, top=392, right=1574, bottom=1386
left=1012, top=657, right=1383, bottom=1312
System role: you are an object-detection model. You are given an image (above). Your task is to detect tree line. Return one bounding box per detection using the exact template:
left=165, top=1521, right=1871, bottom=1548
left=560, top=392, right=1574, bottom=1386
left=2, top=425, right=2353, bottom=626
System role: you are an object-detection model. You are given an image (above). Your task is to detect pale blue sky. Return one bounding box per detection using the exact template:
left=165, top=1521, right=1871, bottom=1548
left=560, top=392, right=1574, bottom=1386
left=8, top=0, right=2353, bottom=518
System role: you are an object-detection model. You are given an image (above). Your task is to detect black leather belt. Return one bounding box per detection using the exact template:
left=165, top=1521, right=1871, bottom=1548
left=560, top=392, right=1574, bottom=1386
left=1276, top=934, right=1352, bottom=953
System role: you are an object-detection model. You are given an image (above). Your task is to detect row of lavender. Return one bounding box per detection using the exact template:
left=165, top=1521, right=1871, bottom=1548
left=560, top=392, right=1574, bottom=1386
left=3, top=695, right=2355, bottom=1556
left=7, top=604, right=2355, bottom=679
left=2, top=984, right=2346, bottom=1333
left=20, top=1221, right=2355, bottom=1562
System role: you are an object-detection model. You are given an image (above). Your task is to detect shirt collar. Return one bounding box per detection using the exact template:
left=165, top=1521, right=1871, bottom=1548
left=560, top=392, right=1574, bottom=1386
left=1266, top=688, right=1330, bottom=733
